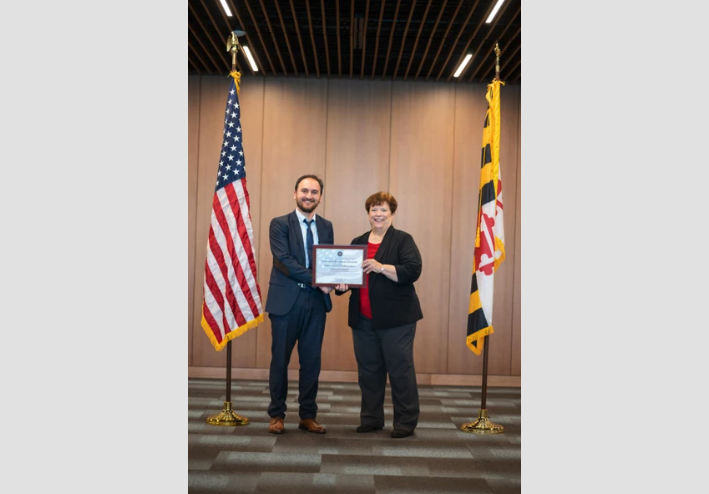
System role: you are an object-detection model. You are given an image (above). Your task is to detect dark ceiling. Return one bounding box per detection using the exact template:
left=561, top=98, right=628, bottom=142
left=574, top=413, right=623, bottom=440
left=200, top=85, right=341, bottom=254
left=188, top=0, right=521, bottom=84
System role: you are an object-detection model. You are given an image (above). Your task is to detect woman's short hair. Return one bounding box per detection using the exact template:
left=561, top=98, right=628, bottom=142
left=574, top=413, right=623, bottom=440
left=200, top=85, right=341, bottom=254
left=365, top=192, right=398, bottom=214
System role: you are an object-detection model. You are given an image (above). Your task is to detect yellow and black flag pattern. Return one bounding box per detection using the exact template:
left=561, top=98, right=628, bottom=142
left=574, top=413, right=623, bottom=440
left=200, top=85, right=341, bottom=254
left=466, top=80, right=506, bottom=355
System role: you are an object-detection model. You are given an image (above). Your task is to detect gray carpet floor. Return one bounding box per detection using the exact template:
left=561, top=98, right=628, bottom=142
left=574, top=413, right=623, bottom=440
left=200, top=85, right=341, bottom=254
left=189, top=379, right=521, bottom=493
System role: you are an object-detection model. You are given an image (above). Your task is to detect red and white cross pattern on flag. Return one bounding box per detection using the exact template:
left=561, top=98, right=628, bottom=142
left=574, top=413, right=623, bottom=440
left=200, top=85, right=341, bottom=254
left=466, top=79, right=506, bottom=356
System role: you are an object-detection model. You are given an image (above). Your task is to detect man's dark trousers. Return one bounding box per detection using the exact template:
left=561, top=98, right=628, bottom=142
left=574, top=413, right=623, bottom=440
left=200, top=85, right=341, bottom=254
left=268, top=287, right=326, bottom=420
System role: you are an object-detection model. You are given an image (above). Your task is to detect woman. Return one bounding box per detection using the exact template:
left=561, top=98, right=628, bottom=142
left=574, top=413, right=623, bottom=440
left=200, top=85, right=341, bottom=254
left=335, top=192, right=423, bottom=438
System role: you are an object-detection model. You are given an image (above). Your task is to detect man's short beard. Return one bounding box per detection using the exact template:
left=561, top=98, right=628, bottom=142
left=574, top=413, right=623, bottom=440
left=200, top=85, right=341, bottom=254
left=297, top=199, right=319, bottom=212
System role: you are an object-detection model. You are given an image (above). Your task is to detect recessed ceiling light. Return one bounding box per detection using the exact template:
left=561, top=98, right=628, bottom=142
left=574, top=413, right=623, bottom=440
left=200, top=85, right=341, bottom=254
left=242, top=46, right=258, bottom=72
left=219, top=0, right=232, bottom=17
left=486, top=0, right=505, bottom=23
left=454, top=54, right=473, bottom=78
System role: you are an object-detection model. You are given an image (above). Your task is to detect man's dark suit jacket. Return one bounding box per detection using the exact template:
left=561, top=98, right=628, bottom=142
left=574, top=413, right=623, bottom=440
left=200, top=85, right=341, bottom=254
left=265, top=211, right=334, bottom=316
left=342, top=226, right=423, bottom=330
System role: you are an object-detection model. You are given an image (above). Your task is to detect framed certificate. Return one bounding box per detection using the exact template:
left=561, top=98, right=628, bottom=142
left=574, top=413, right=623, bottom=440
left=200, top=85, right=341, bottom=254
left=312, top=245, right=367, bottom=288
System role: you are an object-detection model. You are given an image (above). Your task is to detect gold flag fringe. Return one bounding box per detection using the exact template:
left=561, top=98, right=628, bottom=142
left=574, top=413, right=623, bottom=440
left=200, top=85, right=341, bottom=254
left=201, top=310, right=264, bottom=352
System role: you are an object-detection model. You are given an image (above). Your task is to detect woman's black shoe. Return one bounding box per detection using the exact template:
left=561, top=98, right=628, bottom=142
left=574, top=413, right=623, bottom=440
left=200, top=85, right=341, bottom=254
left=356, top=424, right=383, bottom=433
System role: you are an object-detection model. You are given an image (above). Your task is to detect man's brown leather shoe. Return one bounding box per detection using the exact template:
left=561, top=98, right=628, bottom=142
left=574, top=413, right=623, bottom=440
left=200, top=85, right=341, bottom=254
left=298, top=418, right=326, bottom=434
left=268, top=416, right=285, bottom=434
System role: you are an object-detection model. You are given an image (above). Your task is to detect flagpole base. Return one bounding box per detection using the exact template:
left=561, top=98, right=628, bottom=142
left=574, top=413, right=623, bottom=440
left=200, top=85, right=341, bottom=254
left=206, top=401, right=249, bottom=427
left=461, top=409, right=504, bottom=434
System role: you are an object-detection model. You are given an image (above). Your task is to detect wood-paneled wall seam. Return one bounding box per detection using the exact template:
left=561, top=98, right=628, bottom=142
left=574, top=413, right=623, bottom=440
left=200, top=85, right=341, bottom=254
left=510, top=85, right=522, bottom=376
left=445, top=82, right=461, bottom=374
left=188, top=76, right=203, bottom=367
left=322, top=79, right=330, bottom=216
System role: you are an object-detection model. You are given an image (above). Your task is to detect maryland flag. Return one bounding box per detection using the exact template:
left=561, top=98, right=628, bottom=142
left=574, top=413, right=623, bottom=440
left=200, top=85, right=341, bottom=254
left=466, top=80, right=506, bottom=355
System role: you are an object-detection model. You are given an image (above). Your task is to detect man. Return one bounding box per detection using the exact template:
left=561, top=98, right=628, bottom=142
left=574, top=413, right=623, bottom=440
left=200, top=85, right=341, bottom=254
left=265, top=175, right=334, bottom=435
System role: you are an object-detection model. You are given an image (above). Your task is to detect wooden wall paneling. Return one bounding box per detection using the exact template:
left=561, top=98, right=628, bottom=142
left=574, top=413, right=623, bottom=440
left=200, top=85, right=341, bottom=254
left=447, top=83, right=489, bottom=375
left=255, top=78, right=330, bottom=370
left=322, top=79, right=393, bottom=371
left=511, top=96, right=521, bottom=376
left=188, top=75, right=201, bottom=367
left=190, top=76, right=263, bottom=368
left=191, top=76, right=226, bottom=368
left=188, top=75, right=522, bottom=383
left=389, top=82, right=456, bottom=374
left=238, top=77, right=266, bottom=272
left=486, top=83, right=521, bottom=375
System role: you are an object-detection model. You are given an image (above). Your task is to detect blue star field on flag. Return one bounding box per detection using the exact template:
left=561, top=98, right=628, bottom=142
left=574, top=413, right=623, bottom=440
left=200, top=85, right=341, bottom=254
left=216, top=79, right=246, bottom=190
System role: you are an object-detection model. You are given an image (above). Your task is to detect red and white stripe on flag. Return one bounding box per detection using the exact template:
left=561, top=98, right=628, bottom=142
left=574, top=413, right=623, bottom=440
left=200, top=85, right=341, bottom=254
left=200, top=71, right=264, bottom=351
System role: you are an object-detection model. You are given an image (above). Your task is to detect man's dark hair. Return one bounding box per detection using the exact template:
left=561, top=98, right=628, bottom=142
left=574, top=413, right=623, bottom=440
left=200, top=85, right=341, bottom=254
left=294, top=174, right=324, bottom=194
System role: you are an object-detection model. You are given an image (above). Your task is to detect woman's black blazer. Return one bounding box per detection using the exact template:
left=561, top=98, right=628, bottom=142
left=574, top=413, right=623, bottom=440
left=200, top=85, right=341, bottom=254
left=340, top=226, right=423, bottom=330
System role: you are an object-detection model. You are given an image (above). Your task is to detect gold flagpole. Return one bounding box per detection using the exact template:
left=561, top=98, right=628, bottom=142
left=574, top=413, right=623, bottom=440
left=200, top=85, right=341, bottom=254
left=461, top=43, right=505, bottom=434
left=206, top=30, right=248, bottom=428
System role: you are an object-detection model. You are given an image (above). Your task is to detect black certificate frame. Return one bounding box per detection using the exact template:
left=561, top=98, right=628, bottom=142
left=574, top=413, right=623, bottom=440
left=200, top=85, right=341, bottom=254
left=312, top=244, right=368, bottom=288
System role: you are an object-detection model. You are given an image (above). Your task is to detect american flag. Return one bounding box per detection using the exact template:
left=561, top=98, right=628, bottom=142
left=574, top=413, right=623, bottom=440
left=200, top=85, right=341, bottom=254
left=201, top=71, right=264, bottom=351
